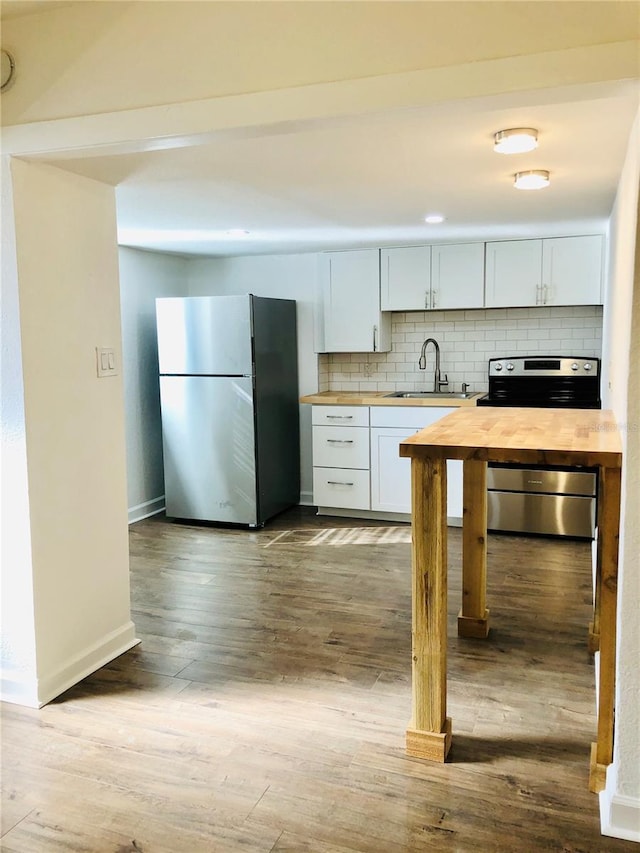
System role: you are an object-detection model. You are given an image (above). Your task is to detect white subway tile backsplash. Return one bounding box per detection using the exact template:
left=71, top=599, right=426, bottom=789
left=548, top=328, right=567, bottom=339
left=324, top=306, right=603, bottom=394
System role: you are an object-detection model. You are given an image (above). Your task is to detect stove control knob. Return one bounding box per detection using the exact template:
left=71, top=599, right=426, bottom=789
left=494, top=363, right=503, bottom=372
left=571, top=362, right=579, bottom=371
left=506, top=362, right=515, bottom=371
left=584, top=362, right=592, bottom=371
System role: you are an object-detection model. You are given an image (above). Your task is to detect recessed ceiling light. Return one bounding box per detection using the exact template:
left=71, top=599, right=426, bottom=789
left=424, top=214, right=445, bottom=224
left=494, top=128, right=538, bottom=154
left=224, top=229, right=251, bottom=237
left=514, top=170, right=550, bottom=190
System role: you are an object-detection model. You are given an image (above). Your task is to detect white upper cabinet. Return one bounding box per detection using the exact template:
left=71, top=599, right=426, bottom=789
left=485, top=239, right=543, bottom=307
left=542, top=236, right=603, bottom=306
left=380, top=246, right=431, bottom=310
left=431, top=242, right=485, bottom=309
left=381, top=243, right=484, bottom=311
left=319, top=250, right=391, bottom=352
left=485, top=236, right=603, bottom=308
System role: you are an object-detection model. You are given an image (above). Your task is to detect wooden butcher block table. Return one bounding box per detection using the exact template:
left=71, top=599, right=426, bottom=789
left=399, top=406, right=623, bottom=792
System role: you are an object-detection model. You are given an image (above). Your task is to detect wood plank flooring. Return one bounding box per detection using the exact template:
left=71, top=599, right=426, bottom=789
left=2, top=506, right=635, bottom=852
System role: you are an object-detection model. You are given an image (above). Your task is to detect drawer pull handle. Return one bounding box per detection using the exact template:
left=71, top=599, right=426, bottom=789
left=326, top=415, right=353, bottom=419
left=327, top=480, right=354, bottom=486
left=327, top=439, right=353, bottom=444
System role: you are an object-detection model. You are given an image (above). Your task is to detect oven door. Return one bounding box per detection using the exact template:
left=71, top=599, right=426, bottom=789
left=487, top=464, right=597, bottom=539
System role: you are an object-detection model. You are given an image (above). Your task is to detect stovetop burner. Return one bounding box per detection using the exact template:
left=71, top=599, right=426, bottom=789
left=478, top=356, right=601, bottom=409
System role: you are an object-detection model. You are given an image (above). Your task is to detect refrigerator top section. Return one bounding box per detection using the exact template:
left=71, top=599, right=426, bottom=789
left=156, top=295, right=254, bottom=376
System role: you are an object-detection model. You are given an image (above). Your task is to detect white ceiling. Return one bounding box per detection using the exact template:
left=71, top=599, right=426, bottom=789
left=50, top=81, right=639, bottom=258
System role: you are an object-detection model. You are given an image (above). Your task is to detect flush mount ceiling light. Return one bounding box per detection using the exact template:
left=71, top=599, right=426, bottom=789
left=494, top=128, right=538, bottom=154
left=514, top=170, right=550, bottom=190
left=424, top=214, right=445, bottom=224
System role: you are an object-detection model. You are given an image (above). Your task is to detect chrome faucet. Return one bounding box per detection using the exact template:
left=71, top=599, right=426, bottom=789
left=418, top=337, right=448, bottom=392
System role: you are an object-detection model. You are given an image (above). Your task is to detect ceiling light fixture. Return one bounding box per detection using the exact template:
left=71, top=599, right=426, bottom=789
left=494, top=128, right=538, bottom=154
left=424, top=214, right=445, bottom=224
left=225, top=229, right=251, bottom=237
left=513, top=170, right=550, bottom=190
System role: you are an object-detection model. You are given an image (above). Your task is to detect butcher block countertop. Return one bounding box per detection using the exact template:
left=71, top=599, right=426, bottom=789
left=299, top=390, right=483, bottom=407
left=399, top=406, right=623, bottom=467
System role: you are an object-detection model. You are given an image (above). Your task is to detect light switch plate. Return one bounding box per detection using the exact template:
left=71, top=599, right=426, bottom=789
left=96, top=347, right=118, bottom=378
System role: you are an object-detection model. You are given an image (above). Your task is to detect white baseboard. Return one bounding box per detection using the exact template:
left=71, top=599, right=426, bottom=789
left=299, top=490, right=314, bottom=506
left=128, top=496, right=165, bottom=524
left=2, top=621, right=140, bottom=708
left=0, top=668, right=40, bottom=708
left=600, top=766, right=640, bottom=842
left=316, top=506, right=462, bottom=527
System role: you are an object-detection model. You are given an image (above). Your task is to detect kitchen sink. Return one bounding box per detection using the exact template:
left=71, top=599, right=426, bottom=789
left=384, top=391, right=472, bottom=399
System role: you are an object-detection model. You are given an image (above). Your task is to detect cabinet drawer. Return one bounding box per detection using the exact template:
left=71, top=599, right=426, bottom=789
left=312, top=426, right=370, bottom=469
left=313, top=468, right=370, bottom=510
left=312, top=405, right=369, bottom=427
left=369, top=405, right=452, bottom=430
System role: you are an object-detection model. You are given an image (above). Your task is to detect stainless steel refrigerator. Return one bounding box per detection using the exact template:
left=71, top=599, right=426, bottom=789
left=156, top=294, right=299, bottom=526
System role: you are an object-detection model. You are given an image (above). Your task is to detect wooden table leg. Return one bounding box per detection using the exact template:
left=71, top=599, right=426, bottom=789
left=458, top=459, right=490, bottom=639
left=406, top=456, right=452, bottom=762
left=589, top=465, right=621, bottom=793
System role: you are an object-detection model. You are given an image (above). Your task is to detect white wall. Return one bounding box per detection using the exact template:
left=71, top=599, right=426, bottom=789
left=0, top=152, right=37, bottom=705
left=599, top=110, right=640, bottom=842
left=1, top=159, right=137, bottom=707
left=186, top=253, right=319, bottom=504
left=119, top=247, right=189, bottom=521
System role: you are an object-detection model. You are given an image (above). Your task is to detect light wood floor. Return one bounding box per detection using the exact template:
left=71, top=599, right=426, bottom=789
left=1, top=507, right=635, bottom=852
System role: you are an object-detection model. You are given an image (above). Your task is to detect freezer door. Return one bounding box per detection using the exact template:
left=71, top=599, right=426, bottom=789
left=160, top=375, right=257, bottom=523
left=156, top=295, right=253, bottom=376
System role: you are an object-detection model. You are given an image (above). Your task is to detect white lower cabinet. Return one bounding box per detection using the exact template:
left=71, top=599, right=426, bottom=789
left=312, top=404, right=463, bottom=520
left=312, top=405, right=370, bottom=510
left=370, top=407, right=462, bottom=519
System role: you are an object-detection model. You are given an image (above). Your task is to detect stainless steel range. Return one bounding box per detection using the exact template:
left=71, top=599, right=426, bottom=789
left=477, top=356, right=601, bottom=538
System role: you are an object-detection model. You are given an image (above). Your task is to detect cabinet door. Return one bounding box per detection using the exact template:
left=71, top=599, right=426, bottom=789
left=320, top=250, right=390, bottom=352
left=370, top=416, right=463, bottom=518
left=542, top=235, right=603, bottom=305
left=431, top=243, right=485, bottom=309
left=380, top=246, right=431, bottom=311
left=370, top=427, right=414, bottom=513
left=485, top=240, right=542, bottom=307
